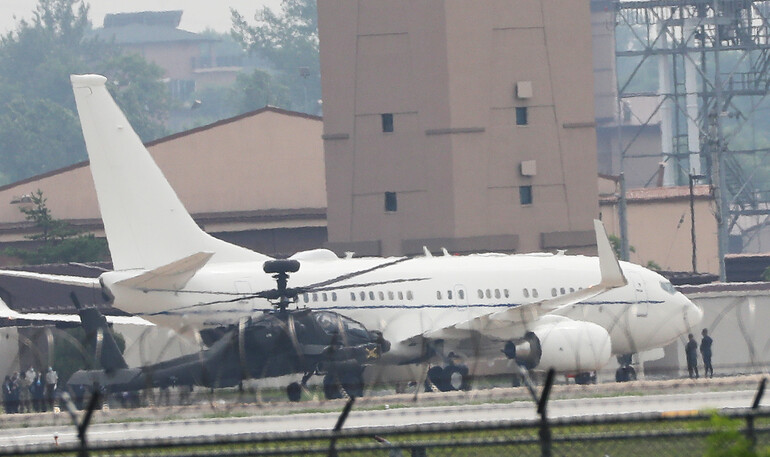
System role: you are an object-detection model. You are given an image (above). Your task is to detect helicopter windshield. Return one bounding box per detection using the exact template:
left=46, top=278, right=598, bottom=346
left=315, top=312, right=341, bottom=335
left=314, top=312, right=371, bottom=341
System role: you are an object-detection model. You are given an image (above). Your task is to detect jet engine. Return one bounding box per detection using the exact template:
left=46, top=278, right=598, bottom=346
left=504, top=317, right=612, bottom=373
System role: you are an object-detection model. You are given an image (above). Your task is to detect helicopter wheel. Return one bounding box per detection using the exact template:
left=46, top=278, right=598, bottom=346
left=323, top=366, right=365, bottom=400
left=286, top=382, right=302, bottom=402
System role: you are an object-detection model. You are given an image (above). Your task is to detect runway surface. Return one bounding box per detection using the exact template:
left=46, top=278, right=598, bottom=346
left=0, top=377, right=766, bottom=450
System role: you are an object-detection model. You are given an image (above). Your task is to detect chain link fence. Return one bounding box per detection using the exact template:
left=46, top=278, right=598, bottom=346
left=0, top=376, right=767, bottom=457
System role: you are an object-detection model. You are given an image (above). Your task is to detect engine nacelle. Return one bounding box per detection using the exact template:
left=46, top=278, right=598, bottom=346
left=531, top=318, right=612, bottom=373
left=504, top=317, right=612, bottom=373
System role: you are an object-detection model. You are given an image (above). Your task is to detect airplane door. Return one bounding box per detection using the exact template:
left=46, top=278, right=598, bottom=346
left=628, top=273, right=648, bottom=317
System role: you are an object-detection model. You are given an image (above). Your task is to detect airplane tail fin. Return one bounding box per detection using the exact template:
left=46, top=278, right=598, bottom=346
left=70, top=292, right=127, bottom=372
left=70, top=75, right=270, bottom=271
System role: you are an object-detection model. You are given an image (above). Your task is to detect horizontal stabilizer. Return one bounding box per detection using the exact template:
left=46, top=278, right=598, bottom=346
left=0, top=270, right=99, bottom=287
left=116, top=252, right=214, bottom=291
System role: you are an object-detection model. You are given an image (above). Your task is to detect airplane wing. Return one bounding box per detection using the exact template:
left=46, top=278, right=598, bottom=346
left=421, top=219, right=627, bottom=341
left=0, top=297, right=151, bottom=327
left=0, top=269, right=100, bottom=287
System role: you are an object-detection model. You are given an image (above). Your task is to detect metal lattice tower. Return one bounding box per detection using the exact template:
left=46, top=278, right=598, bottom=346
left=611, top=0, right=770, bottom=280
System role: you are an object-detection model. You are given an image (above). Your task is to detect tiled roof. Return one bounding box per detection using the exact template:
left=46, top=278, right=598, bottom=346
left=89, top=23, right=212, bottom=45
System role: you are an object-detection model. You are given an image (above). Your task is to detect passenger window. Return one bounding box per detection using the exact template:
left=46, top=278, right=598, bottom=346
left=551, top=288, right=557, bottom=297
left=533, top=289, right=539, bottom=298
left=388, top=291, right=394, bottom=300
left=448, top=290, right=453, bottom=300
left=494, top=289, right=501, bottom=299
left=321, top=293, right=327, bottom=302
left=478, top=290, right=484, bottom=299
left=398, top=291, right=404, bottom=300
left=303, top=293, right=309, bottom=303
left=350, top=292, right=356, bottom=301
left=458, top=290, right=465, bottom=300
left=407, top=291, right=414, bottom=300
left=369, top=291, right=375, bottom=300
left=560, top=287, right=565, bottom=295
left=523, top=289, right=529, bottom=298
left=332, top=292, right=337, bottom=301
left=437, top=291, right=442, bottom=300
left=570, top=288, right=575, bottom=293
left=378, top=291, right=384, bottom=300
left=360, top=291, right=366, bottom=301
left=485, top=289, right=492, bottom=299
left=504, top=289, right=509, bottom=298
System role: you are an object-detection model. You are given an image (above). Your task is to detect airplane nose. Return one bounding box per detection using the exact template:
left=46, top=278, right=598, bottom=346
left=683, top=296, right=703, bottom=328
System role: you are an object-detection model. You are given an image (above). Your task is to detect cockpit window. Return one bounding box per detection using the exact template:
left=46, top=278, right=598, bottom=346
left=342, top=316, right=368, bottom=336
left=660, top=281, right=676, bottom=294
left=315, top=312, right=341, bottom=334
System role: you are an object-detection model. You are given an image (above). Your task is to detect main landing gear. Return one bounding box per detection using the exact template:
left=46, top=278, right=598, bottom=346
left=615, top=354, right=637, bottom=382
left=425, top=353, right=471, bottom=392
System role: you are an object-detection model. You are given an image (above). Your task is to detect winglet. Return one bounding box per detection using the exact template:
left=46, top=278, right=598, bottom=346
left=594, top=219, right=627, bottom=288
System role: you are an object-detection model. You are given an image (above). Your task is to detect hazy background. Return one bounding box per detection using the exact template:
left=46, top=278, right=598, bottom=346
left=0, top=0, right=282, bottom=34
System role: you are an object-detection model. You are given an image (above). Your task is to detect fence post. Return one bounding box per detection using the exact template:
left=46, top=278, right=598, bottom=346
left=747, top=377, right=766, bottom=453
left=328, top=397, right=355, bottom=457
left=60, top=389, right=101, bottom=457
left=537, top=369, right=556, bottom=457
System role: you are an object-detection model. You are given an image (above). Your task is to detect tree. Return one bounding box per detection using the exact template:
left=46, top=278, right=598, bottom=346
left=0, top=0, right=170, bottom=185
left=231, top=69, right=291, bottom=115
left=4, top=190, right=108, bottom=265
left=231, top=0, right=320, bottom=114
left=96, top=53, right=172, bottom=141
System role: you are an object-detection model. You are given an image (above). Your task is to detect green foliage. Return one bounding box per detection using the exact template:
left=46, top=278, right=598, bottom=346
left=702, top=414, right=770, bottom=457
left=53, top=326, right=125, bottom=385
left=4, top=189, right=108, bottom=264
left=607, top=234, right=636, bottom=258
left=97, top=53, right=171, bottom=141
left=231, top=0, right=320, bottom=114
left=232, top=69, right=291, bottom=114
left=646, top=260, right=662, bottom=271
left=0, top=0, right=170, bottom=185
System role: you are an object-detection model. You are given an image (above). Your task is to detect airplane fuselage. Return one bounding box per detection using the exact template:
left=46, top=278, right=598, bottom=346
left=101, top=250, right=700, bottom=366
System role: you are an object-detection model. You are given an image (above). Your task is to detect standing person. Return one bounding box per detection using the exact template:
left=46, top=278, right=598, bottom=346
left=701, top=328, right=714, bottom=378
left=685, top=333, right=699, bottom=379
left=2, top=376, right=12, bottom=413
left=17, top=371, right=30, bottom=413
left=44, top=367, right=58, bottom=411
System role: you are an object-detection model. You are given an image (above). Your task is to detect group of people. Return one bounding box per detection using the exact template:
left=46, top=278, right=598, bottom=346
left=2, top=366, right=58, bottom=413
left=685, top=328, right=714, bottom=379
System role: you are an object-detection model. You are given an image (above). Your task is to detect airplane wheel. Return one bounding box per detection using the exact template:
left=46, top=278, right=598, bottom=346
left=574, top=372, right=596, bottom=385
left=287, top=382, right=302, bottom=402
left=340, top=367, right=365, bottom=399
left=615, top=366, right=636, bottom=383
left=444, top=365, right=470, bottom=391
left=426, top=366, right=445, bottom=392
left=323, top=374, right=343, bottom=400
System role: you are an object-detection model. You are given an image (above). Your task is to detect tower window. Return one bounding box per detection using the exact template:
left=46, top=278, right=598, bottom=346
left=516, top=107, right=528, bottom=126
left=519, top=186, right=533, bottom=205
left=382, top=113, right=394, bottom=132
left=385, top=192, right=398, bottom=212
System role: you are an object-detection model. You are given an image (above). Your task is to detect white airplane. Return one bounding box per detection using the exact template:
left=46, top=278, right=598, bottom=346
left=0, top=75, right=702, bottom=397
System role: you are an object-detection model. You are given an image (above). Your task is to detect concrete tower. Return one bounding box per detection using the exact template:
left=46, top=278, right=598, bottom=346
left=319, top=0, right=599, bottom=256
